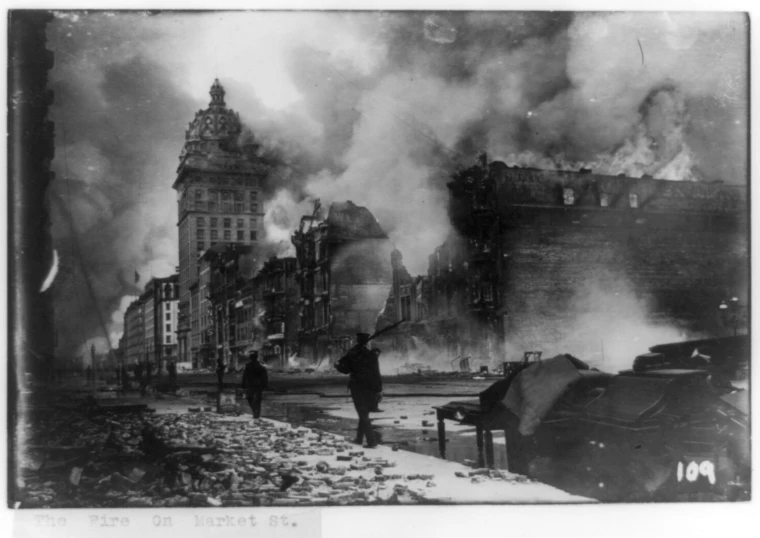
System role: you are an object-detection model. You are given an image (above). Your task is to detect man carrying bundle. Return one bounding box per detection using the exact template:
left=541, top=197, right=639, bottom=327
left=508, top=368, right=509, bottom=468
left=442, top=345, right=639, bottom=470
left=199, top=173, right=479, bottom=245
left=335, top=333, right=383, bottom=448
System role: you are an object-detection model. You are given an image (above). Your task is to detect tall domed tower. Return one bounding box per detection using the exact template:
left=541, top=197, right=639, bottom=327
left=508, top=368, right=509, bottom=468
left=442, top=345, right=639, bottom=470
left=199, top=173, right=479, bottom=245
left=173, top=79, right=265, bottom=367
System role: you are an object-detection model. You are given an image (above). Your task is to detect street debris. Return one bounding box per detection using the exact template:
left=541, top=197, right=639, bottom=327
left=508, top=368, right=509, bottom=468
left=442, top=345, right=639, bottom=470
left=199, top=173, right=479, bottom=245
left=15, top=403, right=442, bottom=507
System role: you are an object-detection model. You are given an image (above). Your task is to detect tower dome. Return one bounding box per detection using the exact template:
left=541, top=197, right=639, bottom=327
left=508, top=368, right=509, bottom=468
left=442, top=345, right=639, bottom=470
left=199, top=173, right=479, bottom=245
left=180, top=79, right=242, bottom=160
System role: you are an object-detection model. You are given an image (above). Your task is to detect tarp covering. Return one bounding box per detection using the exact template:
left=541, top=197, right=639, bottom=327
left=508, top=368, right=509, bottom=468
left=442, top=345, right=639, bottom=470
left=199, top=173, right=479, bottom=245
left=503, top=355, right=583, bottom=436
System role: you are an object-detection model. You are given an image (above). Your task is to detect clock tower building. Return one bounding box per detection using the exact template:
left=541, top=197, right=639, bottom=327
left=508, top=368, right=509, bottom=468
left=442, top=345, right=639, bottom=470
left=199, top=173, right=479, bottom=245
left=173, top=80, right=265, bottom=367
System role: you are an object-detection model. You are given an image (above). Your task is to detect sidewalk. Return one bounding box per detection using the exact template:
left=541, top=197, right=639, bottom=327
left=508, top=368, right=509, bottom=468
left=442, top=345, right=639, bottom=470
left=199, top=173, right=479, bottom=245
left=14, top=389, right=592, bottom=507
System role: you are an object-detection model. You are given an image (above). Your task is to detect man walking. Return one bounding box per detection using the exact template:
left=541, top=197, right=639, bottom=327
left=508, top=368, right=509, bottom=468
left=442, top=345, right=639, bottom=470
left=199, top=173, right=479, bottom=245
left=216, top=357, right=225, bottom=391
left=241, top=351, right=268, bottom=419
left=167, top=359, right=177, bottom=390
left=335, top=333, right=383, bottom=448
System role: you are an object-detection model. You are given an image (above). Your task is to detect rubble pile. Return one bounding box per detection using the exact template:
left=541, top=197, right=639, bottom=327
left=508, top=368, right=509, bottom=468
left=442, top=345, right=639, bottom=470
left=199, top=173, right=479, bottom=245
left=17, top=408, right=155, bottom=508
left=16, top=408, right=438, bottom=508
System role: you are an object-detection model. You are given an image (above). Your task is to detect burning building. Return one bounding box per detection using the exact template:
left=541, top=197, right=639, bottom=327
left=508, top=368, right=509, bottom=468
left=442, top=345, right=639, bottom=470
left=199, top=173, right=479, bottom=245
left=251, top=257, right=300, bottom=368
left=383, top=157, right=748, bottom=370
left=292, top=201, right=394, bottom=363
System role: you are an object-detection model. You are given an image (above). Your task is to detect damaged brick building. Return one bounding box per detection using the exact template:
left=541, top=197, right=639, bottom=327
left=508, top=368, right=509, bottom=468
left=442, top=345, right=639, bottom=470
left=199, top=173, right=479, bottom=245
left=292, top=201, right=394, bottom=363
left=380, top=156, right=748, bottom=367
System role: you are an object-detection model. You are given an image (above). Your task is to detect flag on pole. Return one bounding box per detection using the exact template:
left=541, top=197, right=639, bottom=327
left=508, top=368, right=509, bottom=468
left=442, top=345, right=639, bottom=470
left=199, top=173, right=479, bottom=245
left=134, top=270, right=140, bottom=284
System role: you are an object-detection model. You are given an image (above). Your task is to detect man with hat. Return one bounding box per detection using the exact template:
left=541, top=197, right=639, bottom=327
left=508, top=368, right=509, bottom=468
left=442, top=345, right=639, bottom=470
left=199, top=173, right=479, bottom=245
left=241, top=350, right=268, bottom=419
left=335, top=332, right=383, bottom=448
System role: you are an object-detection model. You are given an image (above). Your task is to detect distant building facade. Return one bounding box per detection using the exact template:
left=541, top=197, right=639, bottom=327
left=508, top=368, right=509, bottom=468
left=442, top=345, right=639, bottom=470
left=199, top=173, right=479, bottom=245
left=141, top=275, right=179, bottom=372
left=173, top=80, right=266, bottom=367
left=123, top=299, right=145, bottom=366
left=292, top=201, right=393, bottom=363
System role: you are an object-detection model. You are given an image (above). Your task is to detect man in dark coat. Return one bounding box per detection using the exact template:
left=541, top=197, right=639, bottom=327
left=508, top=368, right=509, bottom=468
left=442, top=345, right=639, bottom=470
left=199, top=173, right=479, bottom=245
left=335, top=333, right=383, bottom=448
left=241, top=351, right=268, bottom=419
left=167, top=360, right=177, bottom=389
left=216, top=357, right=225, bottom=391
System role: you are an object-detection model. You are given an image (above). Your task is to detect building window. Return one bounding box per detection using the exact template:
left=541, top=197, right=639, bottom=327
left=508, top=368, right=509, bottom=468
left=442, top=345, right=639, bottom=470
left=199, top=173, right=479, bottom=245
left=210, top=229, right=218, bottom=240
left=165, top=323, right=171, bottom=332
left=237, top=230, right=244, bottom=240
left=197, top=229, right=205, bottom=239
left=195, top=189, right=203, bottom=199
left=222, top=191, right=233, bottom=212
left=210, top=217, right=217, bottom=227
left=250, top=218, right=257, bottom=229
left=166, top=335, right=171, bottom=344
left=166, top=312, right=171, bottom=320
left=224, top=218, right=231, bottom=228
left=224, top=230, right=231, bottom=240
left=250, top=231, right=257, bottom=241
left=197, top=241, right=205, bottom=251
left=563, top=188, right=575, bottom=205
left=237, top=218, right=243, bottom=227
left=629, top=193, right=639, bottom=208
left=196, top=217, right=205, bottom=227
left=600, top=193, right=609, bottom=207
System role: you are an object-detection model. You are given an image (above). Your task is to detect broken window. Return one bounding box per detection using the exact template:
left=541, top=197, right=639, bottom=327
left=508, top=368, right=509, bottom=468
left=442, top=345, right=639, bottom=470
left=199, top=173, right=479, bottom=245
left=600, top=193, right=609, bottom=207
left=629, top=193, right=639, bottom=208
left=563, top=188, right=575, bottom=205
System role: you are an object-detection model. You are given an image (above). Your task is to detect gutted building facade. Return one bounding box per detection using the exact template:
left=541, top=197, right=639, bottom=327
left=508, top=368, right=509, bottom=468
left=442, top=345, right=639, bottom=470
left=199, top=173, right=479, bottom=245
left=292, top=201, right=394, bottom=363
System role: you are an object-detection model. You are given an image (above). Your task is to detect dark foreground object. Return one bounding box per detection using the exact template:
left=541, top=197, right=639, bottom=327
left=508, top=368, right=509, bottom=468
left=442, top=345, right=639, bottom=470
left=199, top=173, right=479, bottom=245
left=437, top=368, right=750, bottom=502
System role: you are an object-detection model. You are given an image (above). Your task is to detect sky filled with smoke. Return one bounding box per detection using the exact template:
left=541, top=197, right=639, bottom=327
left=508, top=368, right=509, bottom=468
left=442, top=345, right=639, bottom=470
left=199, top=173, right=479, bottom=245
left=46, top=11, right=747, bottom=358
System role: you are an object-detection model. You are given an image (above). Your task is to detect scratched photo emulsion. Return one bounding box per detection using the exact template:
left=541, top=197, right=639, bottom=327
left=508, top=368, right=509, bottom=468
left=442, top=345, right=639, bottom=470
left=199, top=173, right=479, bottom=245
left=8, top=10, right=750, bottom=509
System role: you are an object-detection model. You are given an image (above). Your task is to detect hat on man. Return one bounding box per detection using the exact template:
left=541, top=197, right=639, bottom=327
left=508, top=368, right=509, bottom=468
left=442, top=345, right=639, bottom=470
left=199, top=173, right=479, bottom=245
left=247, top=349, right=259, bottom=360
left=356, top=332, right=371, bottom=344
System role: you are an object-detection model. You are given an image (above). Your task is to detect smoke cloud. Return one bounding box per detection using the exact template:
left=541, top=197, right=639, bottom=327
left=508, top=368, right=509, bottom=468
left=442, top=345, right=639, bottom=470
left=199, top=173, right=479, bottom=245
left=47, top=11, right=747, bottom=357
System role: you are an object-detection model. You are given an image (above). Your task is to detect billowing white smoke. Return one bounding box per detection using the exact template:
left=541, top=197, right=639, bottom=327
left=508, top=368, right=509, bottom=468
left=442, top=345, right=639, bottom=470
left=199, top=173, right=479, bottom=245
left=262, top=190, right=316, bottom=258
left=51, top=12, right=747, bottom=355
